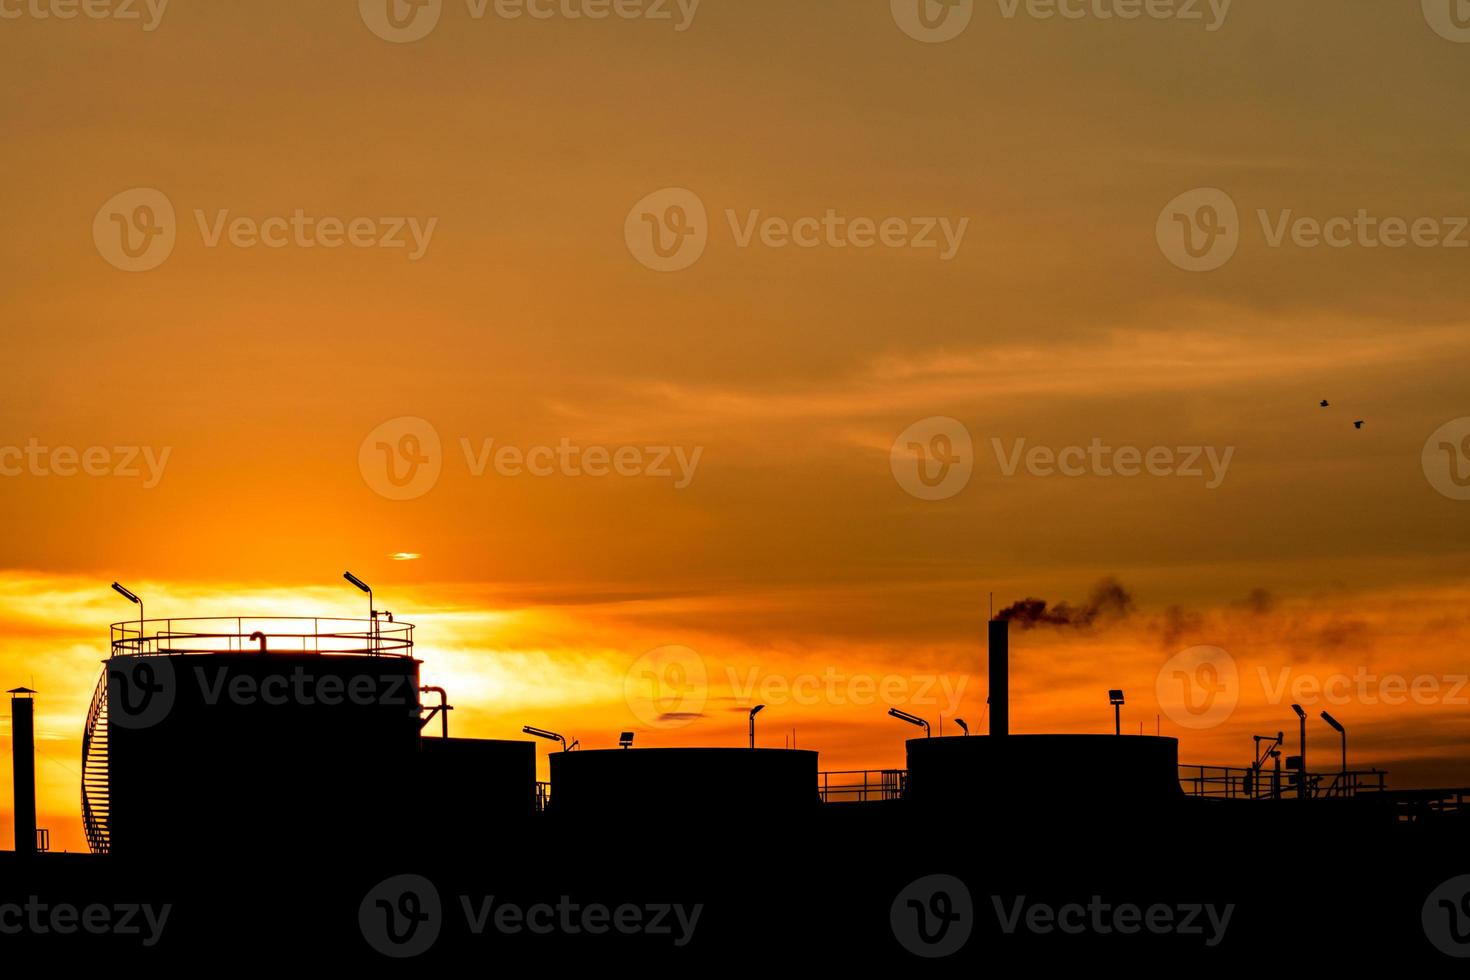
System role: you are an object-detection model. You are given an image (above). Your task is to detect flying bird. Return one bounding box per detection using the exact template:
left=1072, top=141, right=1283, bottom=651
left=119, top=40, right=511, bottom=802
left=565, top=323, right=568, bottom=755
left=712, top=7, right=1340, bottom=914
left=1320, top=399, right=1329, bottom=408
left=1354, top=421, right=1364, bottom=429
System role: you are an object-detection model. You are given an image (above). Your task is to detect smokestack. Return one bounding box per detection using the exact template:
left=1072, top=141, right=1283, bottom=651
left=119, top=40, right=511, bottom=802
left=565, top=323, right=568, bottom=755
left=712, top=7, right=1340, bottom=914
left=9, top=687, right=37, bottom=855
left=988, top=619, right=1008, bottom=736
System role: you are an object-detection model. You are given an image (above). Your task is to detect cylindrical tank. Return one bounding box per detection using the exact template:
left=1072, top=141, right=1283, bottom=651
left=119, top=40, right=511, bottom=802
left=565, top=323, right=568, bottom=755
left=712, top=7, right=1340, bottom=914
left=549, top=748, right=820, bottom=819
left=100, top=619, right=422, bottom=858
left=904, top=734, right=1184, bottom=809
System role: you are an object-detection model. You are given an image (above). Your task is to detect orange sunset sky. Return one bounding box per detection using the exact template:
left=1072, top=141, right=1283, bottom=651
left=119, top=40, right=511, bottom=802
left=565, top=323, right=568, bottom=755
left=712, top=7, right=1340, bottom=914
left=4, top=1, right=1470, bottom=852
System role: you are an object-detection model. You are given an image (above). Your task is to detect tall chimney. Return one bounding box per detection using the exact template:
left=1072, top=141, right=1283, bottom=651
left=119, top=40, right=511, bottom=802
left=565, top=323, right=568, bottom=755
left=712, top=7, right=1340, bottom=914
left=988, top=619, right=1008, bottom=736
left=9, top=687, right=37, bottom=855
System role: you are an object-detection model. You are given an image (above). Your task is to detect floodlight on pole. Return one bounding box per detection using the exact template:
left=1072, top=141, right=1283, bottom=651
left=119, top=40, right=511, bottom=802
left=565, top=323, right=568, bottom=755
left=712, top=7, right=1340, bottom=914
left=1108, top=689, right=1125, bottom=736
left=888, top=707, right=931, bottom=738
left=1320, top=711, right=1347, bottom=779
left=749, top=704, right=765, bottom=749
left=1291, top=703, right=1308, bottom=796
left=343, top=571, right=375, bottom=649
left=111, top=582, right=143, bottom=651
left=523, top=725, right=568, bottom=752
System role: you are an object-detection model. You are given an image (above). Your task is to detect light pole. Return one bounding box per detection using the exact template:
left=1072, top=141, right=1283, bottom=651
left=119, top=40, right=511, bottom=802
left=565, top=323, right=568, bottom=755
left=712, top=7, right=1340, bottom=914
left=111, top=583, right=143, bottom=652
left=523, top=726, right=569, bottom=752
left=1320, top=711, right=1347, bottom=789
left=955, top=718, right=969, bottom=736
left=1291, top=704, right=1308, bottom=797
left=888, top=708, right=931, bottom=738
left=1109, top=689, right=1125, bottom=736
left=343, top=571, right=374, bottom=651
left=749, top=704, right=765, bottom=749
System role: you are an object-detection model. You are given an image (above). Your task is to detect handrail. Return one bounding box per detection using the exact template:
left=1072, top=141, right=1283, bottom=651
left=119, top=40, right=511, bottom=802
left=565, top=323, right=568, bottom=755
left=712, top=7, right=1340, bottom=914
left=108, top=617, right=415, bottom=658
left=1179, top=763, right=1387, bottom=800
left=819, top=768, right=906, bottom=803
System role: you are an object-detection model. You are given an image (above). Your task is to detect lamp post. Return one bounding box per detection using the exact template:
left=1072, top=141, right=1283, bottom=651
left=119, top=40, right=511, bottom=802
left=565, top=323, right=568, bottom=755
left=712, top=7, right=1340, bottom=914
left=343, top=571, right=374, bottom=651
left=1320, top=711, right=1347, bottom=789
left=888, top=708, right=931, bottom=738
left=111, top=583, right=143, bottom=652
left=749, top=704, right=765, bottom=749
left=1291, top=703, right=1308, bottom=797
left=1109, top=689, right=1125, bottom=736
left=523, top=726, right=569, bottom=752
left=955, top=718, right=969, bottom=736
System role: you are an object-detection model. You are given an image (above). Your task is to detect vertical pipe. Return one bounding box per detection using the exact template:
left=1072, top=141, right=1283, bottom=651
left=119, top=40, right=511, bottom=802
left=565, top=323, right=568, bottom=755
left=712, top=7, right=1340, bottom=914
left=988, top=618, right=1009, bottom=736
left=9, top=688, right=37, bottom=856
left=1298, top=715, right=1307, bottom=798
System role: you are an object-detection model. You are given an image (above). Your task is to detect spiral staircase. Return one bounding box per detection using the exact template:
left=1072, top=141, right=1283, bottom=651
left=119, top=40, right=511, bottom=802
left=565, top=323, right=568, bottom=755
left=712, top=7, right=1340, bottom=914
left=81, top=668, right=111, bottom=854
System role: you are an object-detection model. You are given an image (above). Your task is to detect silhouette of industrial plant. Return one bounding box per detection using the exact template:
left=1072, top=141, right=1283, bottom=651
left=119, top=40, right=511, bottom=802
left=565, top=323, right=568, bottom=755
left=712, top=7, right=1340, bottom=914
left=3, top=579, right=1467, bottom=965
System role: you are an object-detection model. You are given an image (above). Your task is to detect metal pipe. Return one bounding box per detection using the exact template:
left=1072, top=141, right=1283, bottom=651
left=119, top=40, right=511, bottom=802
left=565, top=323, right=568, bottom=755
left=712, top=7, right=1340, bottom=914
left=420, top=686, right=452, bottom=738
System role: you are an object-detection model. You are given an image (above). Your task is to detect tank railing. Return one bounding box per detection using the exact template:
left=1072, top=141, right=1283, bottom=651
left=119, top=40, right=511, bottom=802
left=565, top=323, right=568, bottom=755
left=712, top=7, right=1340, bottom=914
left=109, top=617, right=414, bottom=658
left=1180, top=764, right=1387, bottom=800
left=819, top=769, right=907, bottom=803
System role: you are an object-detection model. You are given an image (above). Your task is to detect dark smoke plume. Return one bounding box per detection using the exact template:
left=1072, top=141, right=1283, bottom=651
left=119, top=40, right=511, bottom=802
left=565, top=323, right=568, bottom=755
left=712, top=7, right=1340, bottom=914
left=996, top=578, right=1134, bottom=630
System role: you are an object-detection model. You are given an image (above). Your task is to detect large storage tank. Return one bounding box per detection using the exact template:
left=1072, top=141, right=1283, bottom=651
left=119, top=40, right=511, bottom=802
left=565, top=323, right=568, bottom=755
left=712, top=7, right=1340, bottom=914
left=86, top=617, right=422, bottom=858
